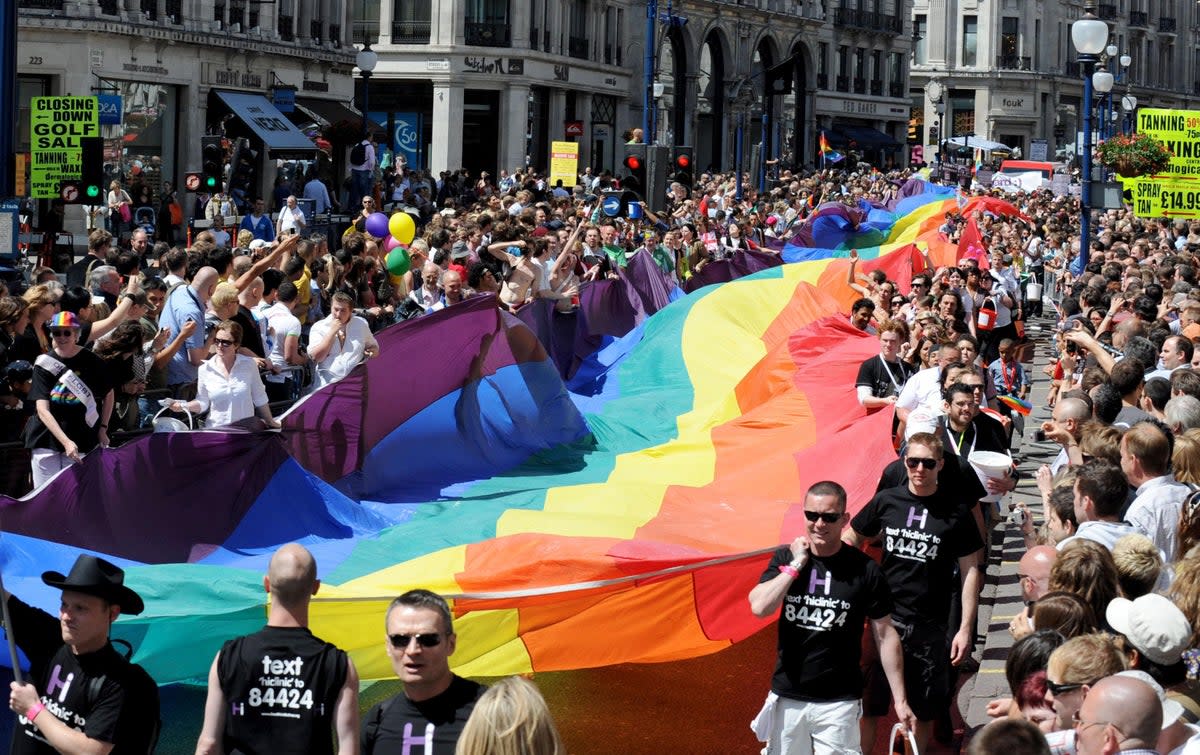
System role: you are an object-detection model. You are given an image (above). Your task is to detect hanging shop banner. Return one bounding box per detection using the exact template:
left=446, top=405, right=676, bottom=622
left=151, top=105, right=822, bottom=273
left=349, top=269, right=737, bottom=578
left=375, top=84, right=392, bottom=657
left=1128, top=108, right=1200, bottom=219
left=30, top=96, right=99, bottom=199
left=549, top=140, right=579, bottom=191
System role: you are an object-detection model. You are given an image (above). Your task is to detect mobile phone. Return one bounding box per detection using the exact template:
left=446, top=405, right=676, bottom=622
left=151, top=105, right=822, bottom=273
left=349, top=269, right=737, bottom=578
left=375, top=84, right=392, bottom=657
left=1032, top=429, right=1048, bottom=442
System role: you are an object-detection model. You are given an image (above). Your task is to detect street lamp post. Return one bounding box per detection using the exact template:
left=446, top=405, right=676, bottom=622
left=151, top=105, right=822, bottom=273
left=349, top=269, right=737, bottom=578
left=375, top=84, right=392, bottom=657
left=1070, top=8, right=1109, bottom=275
left=1121, top=94, right=1138, bottom=136
left=924, top=79, right=945, bottom=182
left=355, top=44, right=378, bottom=139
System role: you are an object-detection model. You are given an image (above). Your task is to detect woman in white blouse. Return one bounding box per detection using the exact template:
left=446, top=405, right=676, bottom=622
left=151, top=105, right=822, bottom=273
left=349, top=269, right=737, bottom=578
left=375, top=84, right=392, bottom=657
left=170, top=320, right=278, bottom=428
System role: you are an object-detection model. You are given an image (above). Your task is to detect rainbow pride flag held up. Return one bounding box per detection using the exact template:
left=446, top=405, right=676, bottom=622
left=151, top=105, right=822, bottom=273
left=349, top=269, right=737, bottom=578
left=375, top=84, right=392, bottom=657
left=0, top=184, right=1026, bottom=695
left=997, top=395, right=1033, bottom=416
left=819, top=131, right=844, bottom=164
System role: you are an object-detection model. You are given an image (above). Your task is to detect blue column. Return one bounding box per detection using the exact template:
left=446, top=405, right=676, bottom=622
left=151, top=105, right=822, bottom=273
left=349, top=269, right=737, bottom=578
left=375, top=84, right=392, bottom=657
left=1073, top=57, right=1094, bottom=276
left=0, top=0, right=16, bottom=197
left=644, top=0, right=656, bottom=141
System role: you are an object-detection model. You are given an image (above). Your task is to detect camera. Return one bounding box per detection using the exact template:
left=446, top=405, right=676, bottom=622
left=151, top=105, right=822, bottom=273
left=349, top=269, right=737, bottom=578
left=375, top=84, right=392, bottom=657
left=1032, top=429, right=1048, bottom=443
left=1011, top=507, right=1026, bottom=526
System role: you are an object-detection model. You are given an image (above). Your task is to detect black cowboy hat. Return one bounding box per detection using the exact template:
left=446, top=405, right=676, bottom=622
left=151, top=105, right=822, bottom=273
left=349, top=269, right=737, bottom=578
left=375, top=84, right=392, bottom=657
left=41, top=555, right=144, bottom=615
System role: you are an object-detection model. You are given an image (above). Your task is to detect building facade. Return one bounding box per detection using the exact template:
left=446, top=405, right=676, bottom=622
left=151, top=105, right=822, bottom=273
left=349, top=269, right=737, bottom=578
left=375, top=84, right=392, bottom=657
left=359, top=0, right=917, bottom=177
left=17, top=0, right=357, bottom=234
left=910, top=0, right=1200, bottom=167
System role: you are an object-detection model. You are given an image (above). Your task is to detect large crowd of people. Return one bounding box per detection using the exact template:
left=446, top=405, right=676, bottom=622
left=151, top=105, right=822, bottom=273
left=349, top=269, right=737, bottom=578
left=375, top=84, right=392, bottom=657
left=14, top=149, right=1200, bottom=752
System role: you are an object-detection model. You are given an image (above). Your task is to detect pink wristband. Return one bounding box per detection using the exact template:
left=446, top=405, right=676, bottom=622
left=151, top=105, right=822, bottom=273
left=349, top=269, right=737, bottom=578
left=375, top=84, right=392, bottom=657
left=26, top=702, right=45, bottom=722
left=779, top=565, right=799, bottom=578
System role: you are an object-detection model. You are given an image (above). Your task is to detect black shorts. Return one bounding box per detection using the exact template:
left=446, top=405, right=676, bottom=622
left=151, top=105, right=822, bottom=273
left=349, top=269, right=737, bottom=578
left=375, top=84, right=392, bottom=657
left=862, top=616, right=952, bottom=722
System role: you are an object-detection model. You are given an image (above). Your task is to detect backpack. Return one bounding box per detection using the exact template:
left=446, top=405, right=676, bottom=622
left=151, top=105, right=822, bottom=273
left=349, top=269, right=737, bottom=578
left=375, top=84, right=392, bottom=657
left=350, top=142, right=367, bottom=165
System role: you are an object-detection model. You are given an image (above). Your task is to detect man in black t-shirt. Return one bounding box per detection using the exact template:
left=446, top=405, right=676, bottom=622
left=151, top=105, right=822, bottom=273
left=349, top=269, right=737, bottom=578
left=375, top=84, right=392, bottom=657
left=856, top=320, right=914, bottom=411
left=748, top=481, right=915, bottom=754
left=7, top=554, right=159, bottom=755
left=848, top=432, right=985, bottom=753
left=361, top=589, right=485, bottom=754
left=196, top=543, right=359, bottom=755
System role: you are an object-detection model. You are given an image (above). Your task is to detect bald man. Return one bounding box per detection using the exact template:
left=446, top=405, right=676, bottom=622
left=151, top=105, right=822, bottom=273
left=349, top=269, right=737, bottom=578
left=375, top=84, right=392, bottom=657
left=196, top=544, right=360, bottom=755
left=1010, top=546, right=1057, bottom=640
left=1074, top=675, right=1162, bottom=754
left=161, top=265, right=220, bottom=394
left=1042, top=396, right=1092, bottom=475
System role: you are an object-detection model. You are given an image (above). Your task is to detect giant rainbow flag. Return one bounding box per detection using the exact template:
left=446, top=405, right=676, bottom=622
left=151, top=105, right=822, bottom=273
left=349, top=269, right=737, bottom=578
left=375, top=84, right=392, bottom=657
left=0, top=181, right=1028, bottom=692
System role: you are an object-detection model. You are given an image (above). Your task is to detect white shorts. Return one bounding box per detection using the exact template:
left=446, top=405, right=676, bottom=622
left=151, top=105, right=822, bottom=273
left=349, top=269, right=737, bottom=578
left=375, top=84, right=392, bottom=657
left=751, top=692, right=862, bottom=755
left=30, top=448, right=81, bottom=490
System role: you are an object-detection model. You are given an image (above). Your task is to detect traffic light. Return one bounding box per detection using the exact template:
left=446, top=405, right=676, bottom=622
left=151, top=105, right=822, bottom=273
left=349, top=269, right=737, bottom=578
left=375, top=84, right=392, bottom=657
left=670, top=146, right=694, bottom=197
left=907, top=119, right=920, bottom=144
left=227, top=137, right=259, bottom=210
left=201, top=136, right=224, bottom=191
left=79, top=136, right=104, bottom=201
left=622, top=143, right=647, bottom=195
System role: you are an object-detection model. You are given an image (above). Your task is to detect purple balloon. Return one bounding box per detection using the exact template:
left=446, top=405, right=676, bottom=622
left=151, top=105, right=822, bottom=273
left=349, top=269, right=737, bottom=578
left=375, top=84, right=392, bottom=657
left=364, top=212, right=390, bottom=238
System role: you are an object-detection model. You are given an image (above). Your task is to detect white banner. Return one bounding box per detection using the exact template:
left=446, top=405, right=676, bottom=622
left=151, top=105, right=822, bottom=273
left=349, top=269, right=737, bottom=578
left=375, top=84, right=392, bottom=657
left=991, top=171, right=1045, bottom=193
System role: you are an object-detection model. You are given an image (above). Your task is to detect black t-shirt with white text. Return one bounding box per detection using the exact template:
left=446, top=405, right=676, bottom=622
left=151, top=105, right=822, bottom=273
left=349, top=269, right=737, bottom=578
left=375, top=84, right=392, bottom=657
left=760, top=545, right=892, bottom=701
left=850, top=484, right=984, bottom=624
left=217, top=625, right=349, bottom=755
left=361, top=675, right=485, bottom=755
left=7, top=595, right=158, bottom=755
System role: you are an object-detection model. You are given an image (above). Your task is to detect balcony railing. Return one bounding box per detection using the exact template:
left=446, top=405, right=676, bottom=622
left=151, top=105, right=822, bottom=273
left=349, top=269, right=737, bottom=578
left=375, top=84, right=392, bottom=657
left=568, top=35, right=588, bottom=59
left=392, top=20, right=430, bottom=43
left=1097, top=3, right=1117, bottom=20
left=465, top=20, right=512, bottom=47
left=996, top=55, right=1032, bottom=70
left=1130, top=11, right=1149, bottom=27
left=18, top=0, right=64, bottom=8
left=836, top=75, right=849, bottom=92
left=833, top=7, right=901, bottom=33
left=853, top=77, right=866, bottom=93
left=869, top=79, right=883, bottom=95
left=889, top=81, right=903, bottom=97
left=278, top=14, right=294, bottom=40
left=1159, top=17, right=1177, bottom=33
left=817, top=73, right=829, bottom=89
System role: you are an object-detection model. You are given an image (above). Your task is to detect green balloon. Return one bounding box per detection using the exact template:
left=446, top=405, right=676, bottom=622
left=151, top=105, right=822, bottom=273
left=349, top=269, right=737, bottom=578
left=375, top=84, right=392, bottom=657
left=386, top=247, right=411, bottom=277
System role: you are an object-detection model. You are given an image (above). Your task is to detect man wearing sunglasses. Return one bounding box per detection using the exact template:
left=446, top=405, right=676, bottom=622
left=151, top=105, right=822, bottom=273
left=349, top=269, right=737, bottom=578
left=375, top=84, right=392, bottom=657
left=848, top=433, right=984, bottom=752
left=196, top=543, right=359, bottom=755
left=749, top=481, right=915, bottom=754
left=362, top=590, right=485, bottom=754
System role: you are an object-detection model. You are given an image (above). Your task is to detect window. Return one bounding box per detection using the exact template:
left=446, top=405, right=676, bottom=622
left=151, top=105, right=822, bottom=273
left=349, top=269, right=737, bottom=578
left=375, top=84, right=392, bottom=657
left=890, top=52, right=903, bottom=82
left=963, top=16, right=978, bottom=66
left=393, top=0, right=431, bottom=43
left=871, top=50, right=882, bottom=81
left=819, top=42, right=828, bottom=76
left=838, top=45, right=849, bottom=76
left=914, top=15, right=927, bottom=63
left=1001, top=17, right=1018, bottom=57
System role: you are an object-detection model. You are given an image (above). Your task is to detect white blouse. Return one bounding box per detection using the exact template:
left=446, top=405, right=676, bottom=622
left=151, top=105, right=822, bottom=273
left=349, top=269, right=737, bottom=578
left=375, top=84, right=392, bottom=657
left=194, top=354, right=268, bottom=427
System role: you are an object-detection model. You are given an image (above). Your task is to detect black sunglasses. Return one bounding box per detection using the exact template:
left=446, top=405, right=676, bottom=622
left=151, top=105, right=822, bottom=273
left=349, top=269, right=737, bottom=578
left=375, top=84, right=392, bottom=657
left=1046, top=679, right=1089, bottom=696
left=389, top=633, right=442, bottom=649
left=905, top=457, right=938, bottom=470
left=213, top=338, right=236, bottom=347
left=49, top=329, right=75, bottom=338
left=804, top=511, right=843, bottom=524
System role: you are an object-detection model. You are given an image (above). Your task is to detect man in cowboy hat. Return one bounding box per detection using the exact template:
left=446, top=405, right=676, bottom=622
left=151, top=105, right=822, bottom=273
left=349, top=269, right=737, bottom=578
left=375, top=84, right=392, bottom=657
left=6, top=553, right=159, bottom=754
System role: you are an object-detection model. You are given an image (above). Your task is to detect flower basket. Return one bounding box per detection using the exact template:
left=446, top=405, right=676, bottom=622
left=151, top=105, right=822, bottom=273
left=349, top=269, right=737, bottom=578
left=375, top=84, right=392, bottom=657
left=1096, top=132, right=1173, bottom=178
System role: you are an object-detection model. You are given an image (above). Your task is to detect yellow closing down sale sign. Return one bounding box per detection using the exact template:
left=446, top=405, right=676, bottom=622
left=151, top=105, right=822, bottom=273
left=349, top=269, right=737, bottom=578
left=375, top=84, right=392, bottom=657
left=1129, top=108, right=1200, bottom=219
left=29, top=96, right=99, bottom=199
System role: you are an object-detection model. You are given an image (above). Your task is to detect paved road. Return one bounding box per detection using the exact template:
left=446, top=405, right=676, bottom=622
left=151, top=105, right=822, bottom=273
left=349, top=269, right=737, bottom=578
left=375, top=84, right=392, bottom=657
left=956, top=318, right=1060, bottom=750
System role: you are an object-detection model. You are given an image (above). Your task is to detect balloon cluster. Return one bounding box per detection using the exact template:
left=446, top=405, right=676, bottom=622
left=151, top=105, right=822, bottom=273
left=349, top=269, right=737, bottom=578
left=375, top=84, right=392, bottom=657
left=363, top=211, right=417, bottom=280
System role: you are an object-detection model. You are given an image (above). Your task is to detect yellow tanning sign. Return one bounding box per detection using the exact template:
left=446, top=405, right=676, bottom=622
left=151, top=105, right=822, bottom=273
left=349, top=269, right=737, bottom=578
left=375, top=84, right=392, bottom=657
left=1128, top=108, right=1200, bottom=219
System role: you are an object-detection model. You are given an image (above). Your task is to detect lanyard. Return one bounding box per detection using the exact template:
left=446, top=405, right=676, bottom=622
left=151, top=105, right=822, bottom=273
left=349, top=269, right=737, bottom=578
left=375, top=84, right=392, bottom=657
left=879, top=355, right=903, bottom=393
left=946, top=423, right=976, bottom=459
left=1001, top=360, right=1018, bottom=391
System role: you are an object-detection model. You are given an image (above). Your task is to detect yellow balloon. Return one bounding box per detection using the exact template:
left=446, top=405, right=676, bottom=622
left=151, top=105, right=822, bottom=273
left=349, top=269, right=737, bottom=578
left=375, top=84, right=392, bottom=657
left=388, top=212, right=416, bottom=245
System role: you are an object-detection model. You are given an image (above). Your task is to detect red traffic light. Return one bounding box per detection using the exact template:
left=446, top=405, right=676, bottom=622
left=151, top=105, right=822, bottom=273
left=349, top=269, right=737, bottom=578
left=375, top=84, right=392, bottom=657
left=624, top=156, right=642, bottom=171
left=675, top=155, right=690, bottom=169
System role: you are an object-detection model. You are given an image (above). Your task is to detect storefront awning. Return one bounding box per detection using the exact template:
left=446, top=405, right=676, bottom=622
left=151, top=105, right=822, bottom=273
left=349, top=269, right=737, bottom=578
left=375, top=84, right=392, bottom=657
left=838, top=125, right=901, bottom=150
left=295, top=97, right=386, bottom=143
left=213, top=90, right=318, bottom=159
